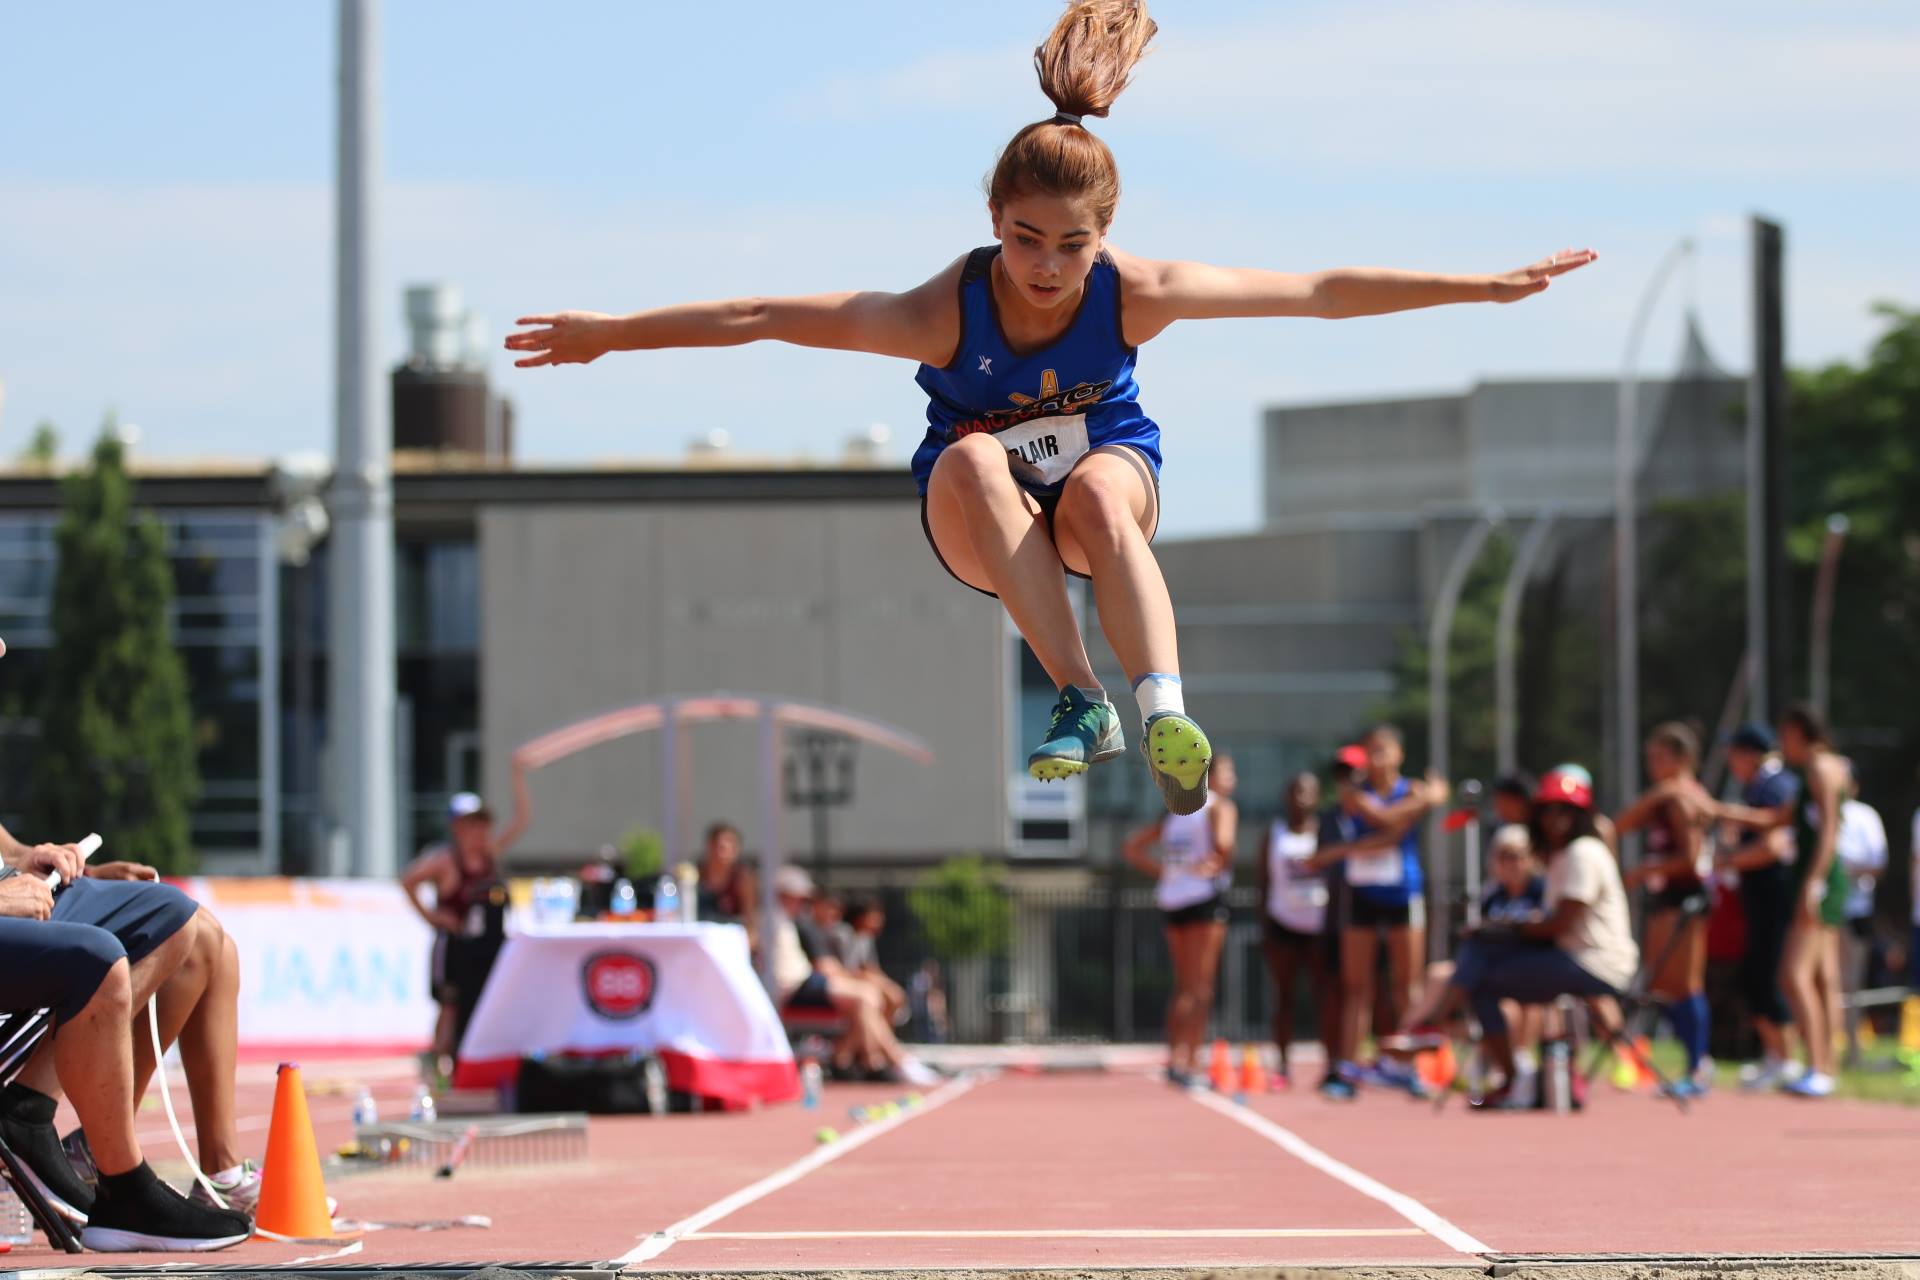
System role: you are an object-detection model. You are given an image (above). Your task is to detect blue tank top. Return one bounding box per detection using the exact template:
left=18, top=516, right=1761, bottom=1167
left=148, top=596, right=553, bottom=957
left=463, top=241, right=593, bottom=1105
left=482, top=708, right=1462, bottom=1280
left=1348, top=777, right=1425, bottom=907
left=910, top=247, right=1162, bottom=496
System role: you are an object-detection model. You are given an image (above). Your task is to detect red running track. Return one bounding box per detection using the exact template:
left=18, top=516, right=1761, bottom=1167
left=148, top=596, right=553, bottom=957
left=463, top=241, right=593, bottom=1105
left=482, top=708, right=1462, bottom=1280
left=11, top=1057, right=1920, bottom=1270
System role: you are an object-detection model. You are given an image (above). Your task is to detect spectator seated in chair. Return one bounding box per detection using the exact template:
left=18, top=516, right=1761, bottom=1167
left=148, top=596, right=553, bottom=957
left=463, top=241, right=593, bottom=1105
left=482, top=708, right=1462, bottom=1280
left=0, top=836, right=251, bottom=1252
left=769, top=867, right=937, bottom=1085
left=1403, top=770, right=1640, bottom=1110
left=838, top=897, right=909, bottom=1026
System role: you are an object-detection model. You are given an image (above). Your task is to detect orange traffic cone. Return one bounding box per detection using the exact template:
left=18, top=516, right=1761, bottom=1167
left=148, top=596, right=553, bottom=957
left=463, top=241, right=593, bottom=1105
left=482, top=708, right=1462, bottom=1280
left=253, top=1063, right=342, bottom=1242
left=1628, top=1037, right=1657, bottom=1089
left=1415, top=1039, right=1457, bottom=1091
left=1208, top=1039, right=1233, bottom=1093
left=1240, top=1044, right=1266, bottom=1095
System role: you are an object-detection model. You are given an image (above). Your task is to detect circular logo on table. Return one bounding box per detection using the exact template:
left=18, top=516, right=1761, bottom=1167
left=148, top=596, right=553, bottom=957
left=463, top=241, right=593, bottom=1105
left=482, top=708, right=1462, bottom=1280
left=582, top=951, right=656, bottom=1020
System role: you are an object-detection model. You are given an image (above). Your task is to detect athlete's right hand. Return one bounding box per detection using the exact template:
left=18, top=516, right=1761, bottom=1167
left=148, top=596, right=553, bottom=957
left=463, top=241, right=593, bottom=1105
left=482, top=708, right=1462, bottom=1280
left=505, top=312, right=616, bottom=367
left=0, top=875, right=54, bottom=920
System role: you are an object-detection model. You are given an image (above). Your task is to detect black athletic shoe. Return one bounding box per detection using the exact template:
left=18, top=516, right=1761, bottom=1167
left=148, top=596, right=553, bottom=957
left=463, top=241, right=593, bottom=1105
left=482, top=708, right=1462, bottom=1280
left=80, top=1162, right=251, bottom=1253
left=0, top=1085, right=94, bottom=1222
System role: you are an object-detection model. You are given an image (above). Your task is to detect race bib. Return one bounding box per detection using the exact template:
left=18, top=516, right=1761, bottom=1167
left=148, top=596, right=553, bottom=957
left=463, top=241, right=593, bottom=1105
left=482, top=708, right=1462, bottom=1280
left=999, top=413, right=1090, bottom=488
left=1346, top=847, right=1404, bottom=888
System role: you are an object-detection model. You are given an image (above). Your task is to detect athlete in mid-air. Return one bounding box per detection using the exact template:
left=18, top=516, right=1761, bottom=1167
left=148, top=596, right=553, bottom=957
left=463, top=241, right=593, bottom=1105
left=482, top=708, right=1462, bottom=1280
left=505, top=0, right=1595, bottom=815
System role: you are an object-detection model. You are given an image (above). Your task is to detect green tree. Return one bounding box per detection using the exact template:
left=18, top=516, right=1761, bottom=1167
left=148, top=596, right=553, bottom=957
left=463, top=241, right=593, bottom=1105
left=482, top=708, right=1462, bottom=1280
left=1371, top=530, right=1601, bottom=784
left=28, top=429, right=200, bottom=871
left=1786, top=304, right=1920, bottom=891
left=907, top=855, right=1012, bottom=961
left=19, top=421, right=59, bottom=466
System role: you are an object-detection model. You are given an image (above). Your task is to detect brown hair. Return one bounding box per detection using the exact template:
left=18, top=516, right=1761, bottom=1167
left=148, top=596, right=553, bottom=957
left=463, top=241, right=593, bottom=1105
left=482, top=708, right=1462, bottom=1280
left=987, top=1, right=1157, bottom=229
left=1646, top=721, right=1699, bottom=767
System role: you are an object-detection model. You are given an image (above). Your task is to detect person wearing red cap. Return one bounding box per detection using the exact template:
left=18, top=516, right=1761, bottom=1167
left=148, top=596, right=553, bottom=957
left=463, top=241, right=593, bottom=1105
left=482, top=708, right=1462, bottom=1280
left=1427, top=767, right=1638, bottom=1108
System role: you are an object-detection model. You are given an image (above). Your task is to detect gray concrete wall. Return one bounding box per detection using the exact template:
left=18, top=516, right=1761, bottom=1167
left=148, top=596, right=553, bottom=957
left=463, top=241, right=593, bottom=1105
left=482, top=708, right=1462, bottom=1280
left=478, top=500, right=1008, bottom=866
left=1264, top=397, right=1468, bottom=521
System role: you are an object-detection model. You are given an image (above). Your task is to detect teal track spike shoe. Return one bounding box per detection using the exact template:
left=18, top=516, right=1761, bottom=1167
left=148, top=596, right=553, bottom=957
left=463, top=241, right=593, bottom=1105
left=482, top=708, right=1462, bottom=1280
left=1027, top=687, right=1125, bottom=782
left=1143, top=712, right=1212, bottom=815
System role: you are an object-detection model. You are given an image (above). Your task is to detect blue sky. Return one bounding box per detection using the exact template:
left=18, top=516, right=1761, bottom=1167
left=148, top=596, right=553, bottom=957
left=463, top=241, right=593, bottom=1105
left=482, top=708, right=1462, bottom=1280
left=2, top=1, right=1915, bottom=534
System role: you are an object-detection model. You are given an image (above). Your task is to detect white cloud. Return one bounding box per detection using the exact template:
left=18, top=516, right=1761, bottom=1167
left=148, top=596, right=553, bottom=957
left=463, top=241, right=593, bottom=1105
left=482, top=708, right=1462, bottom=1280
left=813, top=2, right=1920, bottom=178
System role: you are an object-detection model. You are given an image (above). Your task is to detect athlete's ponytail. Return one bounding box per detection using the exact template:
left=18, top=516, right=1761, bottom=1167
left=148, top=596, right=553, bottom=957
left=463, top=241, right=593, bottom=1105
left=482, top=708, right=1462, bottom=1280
left=987, top=0, right=1157, bottom=229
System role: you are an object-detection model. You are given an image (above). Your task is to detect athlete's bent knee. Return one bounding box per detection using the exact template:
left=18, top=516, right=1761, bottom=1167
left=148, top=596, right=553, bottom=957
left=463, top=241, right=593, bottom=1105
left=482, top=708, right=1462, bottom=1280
left=1059, top=469, right=1133, bottom=545
left=935, top=433, right=1016, bottom=494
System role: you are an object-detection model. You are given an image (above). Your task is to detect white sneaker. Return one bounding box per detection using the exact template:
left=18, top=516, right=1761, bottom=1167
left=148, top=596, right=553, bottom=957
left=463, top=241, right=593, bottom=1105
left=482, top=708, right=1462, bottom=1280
left=189, top=1161, right=337, bottom=1218
left=1692, top=1056, right=1717, bottom=1091
left=897, top=1058, right=943, bottom=1087
left=1507, top=1069, right=1540, bottom=1110
left=1738, top=1058, right=1791, bottom=1091
left=1784, top=1071, right=1836, bottom=1098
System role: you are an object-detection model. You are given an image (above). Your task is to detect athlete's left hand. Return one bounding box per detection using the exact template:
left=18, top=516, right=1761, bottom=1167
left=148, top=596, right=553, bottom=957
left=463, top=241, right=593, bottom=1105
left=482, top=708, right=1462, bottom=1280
left=87, top=860, right=159, bottom=882
left=1487, top=249, right=1598, bottom=303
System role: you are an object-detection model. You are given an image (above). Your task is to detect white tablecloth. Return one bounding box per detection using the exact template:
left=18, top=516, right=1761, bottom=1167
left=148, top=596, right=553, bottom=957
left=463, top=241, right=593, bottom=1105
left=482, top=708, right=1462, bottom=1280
left=453, top=922, right=798, bottom=1106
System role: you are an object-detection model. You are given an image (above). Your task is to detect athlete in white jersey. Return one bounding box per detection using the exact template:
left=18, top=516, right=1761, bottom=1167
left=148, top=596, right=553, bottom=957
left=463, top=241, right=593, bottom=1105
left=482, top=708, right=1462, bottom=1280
left=1124, top=755, right=1237, bottom=1087
left=1258, top=771, right=1338, bottom=1087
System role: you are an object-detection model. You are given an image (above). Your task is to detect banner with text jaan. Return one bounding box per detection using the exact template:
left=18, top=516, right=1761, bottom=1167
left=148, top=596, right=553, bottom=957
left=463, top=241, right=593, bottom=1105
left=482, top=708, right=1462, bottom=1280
left=174, top=877, right=435, bottom=1057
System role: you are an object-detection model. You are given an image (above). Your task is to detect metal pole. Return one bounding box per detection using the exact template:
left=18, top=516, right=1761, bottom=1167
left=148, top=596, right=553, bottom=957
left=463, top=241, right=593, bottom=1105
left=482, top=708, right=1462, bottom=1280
left=1809, top=514, right=1850, bottom=718
left=757, top=707, right=784, bottom=991
left=1460, top=780, right=1484, bottom=929
left=327, top=0, right=397, bottom=877
left=1426, top=514, right=1497, bottom=962
left=661, top=699, right=679, bottom=871
left=1616, top=237, right=1694, bottom=825
left=1494, top=509, right=1560, bottom=777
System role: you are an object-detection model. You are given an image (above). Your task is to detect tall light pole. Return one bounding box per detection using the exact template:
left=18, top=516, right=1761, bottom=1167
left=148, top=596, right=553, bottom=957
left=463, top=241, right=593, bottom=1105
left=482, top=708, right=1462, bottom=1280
left=329, top=0, right=397, bottom=877
left=1495, top=507, right=1559, bottom=777
left=1615, top=238, right=1694, bottom=826
left=1426, top=512, right=1497, bottom=960
left=1808, top=514, right=1850, bottom=718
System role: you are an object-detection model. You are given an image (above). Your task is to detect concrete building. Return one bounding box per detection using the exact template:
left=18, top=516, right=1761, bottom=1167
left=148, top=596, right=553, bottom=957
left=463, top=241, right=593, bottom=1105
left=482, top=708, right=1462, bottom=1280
left=1076, top=317, right=1744, bottom=850
left=0, top=459, right=1096, bottom=875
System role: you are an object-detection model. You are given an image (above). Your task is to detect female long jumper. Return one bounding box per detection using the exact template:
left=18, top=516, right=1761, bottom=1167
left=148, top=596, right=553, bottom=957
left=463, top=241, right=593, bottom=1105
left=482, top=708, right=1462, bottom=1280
left=505, top=0, right=1596, bottom=816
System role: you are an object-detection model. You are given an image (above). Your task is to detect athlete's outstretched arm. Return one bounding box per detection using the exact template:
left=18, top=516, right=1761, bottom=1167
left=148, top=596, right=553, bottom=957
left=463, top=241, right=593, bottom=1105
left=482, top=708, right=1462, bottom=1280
left=505, top=256, right=964, bottom=369
left=1114, top=247, right=1597, bottom=342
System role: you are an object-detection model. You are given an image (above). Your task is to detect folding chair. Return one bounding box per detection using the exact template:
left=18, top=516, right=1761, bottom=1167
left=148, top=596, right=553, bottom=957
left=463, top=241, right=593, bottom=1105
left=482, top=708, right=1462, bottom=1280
left=1578, top=889, right=1710, bottom=1113
left=0, top=1009, right=85, bottom=1253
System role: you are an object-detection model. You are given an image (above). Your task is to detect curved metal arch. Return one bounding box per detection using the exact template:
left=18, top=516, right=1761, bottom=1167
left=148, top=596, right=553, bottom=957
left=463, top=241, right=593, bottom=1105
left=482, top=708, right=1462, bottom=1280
left=511, top=693, right=932, bottom=773
left=507, top=693, right=932, bottom=991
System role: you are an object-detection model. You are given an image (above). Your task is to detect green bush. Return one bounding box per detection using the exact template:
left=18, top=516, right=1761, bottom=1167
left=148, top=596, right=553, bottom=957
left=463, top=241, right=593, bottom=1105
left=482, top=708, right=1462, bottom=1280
left=908, top=855, right=1012, bottom=961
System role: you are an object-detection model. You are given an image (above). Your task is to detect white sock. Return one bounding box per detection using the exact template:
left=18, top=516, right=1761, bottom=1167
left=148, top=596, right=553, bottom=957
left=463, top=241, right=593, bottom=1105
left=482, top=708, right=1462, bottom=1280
left=1132, top=673, right=1184, bottom=726
left=210, top=1163, right=247, bottom=1185
left=1514, top=1047, right=1538, bottom=1075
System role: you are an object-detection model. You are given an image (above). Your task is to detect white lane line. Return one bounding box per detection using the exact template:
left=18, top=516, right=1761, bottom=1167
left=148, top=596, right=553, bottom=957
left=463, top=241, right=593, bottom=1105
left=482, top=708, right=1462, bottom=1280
left=684, top=1228, right=1426, bottom=1240
left=1187, top=1089, right=1492, bottom=1255
left=615, top=1072, right=987, bottom=1266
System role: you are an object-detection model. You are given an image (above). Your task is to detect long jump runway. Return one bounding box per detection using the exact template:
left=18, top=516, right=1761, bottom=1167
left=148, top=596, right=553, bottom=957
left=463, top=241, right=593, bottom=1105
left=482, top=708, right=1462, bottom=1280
left=14, top=1058, right=1920, bottom=1274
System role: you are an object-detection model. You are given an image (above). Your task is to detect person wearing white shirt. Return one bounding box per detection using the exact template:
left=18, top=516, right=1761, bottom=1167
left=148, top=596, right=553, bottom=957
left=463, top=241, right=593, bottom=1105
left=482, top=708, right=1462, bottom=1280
left=1258, top=772, right=1335, bottom=1087
left=1124, top=755, right=1239, bottom=1088
left=1834, top=765, right=1888, bottom=1065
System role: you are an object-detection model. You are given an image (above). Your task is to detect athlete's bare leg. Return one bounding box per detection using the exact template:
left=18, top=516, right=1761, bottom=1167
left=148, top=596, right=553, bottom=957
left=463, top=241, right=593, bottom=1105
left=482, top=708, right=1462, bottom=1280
left=925, top=433, right=1098, bottom=690
left=1051, top=446, right=1171, bottom=683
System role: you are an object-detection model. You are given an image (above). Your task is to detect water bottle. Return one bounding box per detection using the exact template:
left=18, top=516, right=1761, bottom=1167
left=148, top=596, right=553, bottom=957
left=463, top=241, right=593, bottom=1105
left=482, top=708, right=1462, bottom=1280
left=410, top=1082, right=437, bottom=1123
left=1, top=1179, right=33, bottom=1246
left=652, top=874, right=679, bottom=922
left=610, top=877, right=638, bottom=918
left=1543, top=1039, right=1572, bottom=1114
left=800, top=1060, right=823, bottom=1110
left=353, top=1088, right=379, bottom=1130
left=675, top=863, right=700, bottom=923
